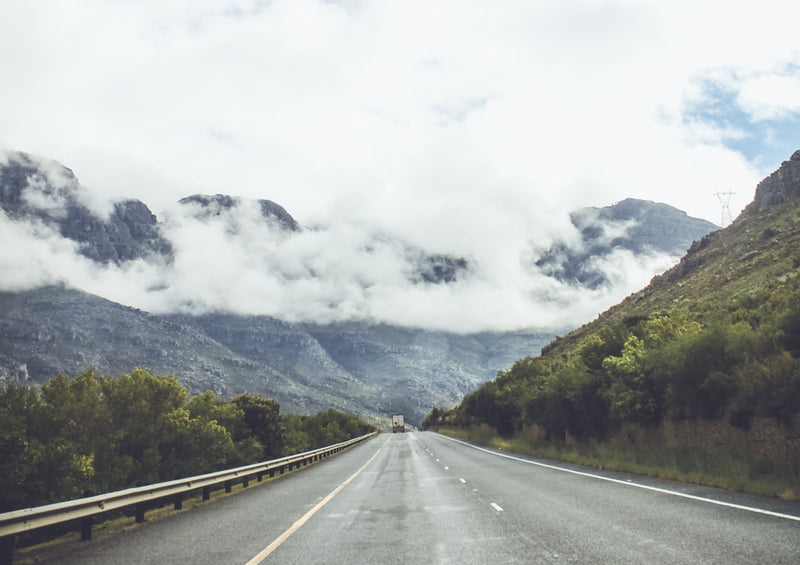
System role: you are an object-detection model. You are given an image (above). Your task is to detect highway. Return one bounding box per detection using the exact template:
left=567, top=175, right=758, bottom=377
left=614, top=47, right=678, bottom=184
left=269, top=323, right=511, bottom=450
left=46, top=431, right=800, bottom=564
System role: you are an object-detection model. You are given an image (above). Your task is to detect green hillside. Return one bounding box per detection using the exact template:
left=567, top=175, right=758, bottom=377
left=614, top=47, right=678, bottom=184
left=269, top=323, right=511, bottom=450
left=423, top=151, right=800, bottom=498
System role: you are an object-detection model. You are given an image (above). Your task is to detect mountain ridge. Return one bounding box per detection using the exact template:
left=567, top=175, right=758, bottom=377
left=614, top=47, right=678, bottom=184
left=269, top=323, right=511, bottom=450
left=536, top=197, right=718, bottom=289
left=0, top=285, right=554, bottom=424
left=0, top=150, right=172, bottom=264
left=0, top=149, right=723, bottom=423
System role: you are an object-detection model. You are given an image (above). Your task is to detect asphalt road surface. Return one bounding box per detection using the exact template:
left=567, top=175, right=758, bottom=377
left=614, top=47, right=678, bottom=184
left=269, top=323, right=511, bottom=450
left=47, top=431, right=800, bottom=564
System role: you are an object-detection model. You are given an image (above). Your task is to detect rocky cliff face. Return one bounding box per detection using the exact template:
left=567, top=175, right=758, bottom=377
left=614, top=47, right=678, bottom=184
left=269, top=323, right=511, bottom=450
left=0, top=151, right=172, bottom=264
left=743, top=150, right=800, bottom=215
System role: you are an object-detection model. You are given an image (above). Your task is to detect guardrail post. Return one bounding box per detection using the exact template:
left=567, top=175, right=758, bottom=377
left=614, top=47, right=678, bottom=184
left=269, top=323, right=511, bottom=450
left=225, top=480, right=232, bottom=493
left=202, top=486, right=211, bottom=501
left=173, top=494, right=182, bottom=511
left=80, top=516, right=92, bottom=541
left=1, top=534, right=15, bottom=565
left=257, top=471, right=263, bottom=482
left=242, top=476, right=249, bottom=488
left=135, top=503, right=146, bottom=523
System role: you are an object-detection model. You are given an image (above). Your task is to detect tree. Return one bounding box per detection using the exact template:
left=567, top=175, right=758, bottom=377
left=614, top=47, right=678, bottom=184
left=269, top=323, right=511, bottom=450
left=186, top=391, right=263, bottom=464
left=158, top=408, right=235, bottom=479
left=0, top=381, right=95, bottom=510
left=99, top=368, right=188, bottom=486
left=232, top=393, right=283, bottom=459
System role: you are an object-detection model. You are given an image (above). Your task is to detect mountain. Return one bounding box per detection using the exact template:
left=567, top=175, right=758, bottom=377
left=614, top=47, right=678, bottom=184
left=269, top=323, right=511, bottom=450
left=0, top=285, right=553, bottom=423
left=430, top=151, right=800, bottom=473
left=0, top=150, right=172, bottom=264
left=0, top=149, right=721, bottom=424
left=178, top=193, right=300, bottom=232
left=545, top=150, right=800, bottom=355
left=535, top=198, right=719, bottom=289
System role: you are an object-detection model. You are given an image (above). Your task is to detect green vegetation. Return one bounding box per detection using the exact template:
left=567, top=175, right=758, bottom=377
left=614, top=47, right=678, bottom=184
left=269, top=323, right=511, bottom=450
left=424, top=301, right=800, bottom=435
left=423, top=184, right=800, bottom=499
left=0, top=367, right=375, bottom=513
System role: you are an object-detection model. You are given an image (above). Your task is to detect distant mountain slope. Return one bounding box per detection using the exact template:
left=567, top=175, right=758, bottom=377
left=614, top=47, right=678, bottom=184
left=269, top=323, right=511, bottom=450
left=0, top=285, right=553, bottom=424
left=304, top=322, right=547, bottom=419
left=576, top=198, right=719, bottom=255
left=0, top=286, right=351, bottom=412
left=536, top=198, right=719, bottom=288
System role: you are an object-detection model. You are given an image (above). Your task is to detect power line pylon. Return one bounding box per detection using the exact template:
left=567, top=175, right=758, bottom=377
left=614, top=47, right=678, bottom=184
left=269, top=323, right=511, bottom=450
left=715, top=192, right=735, bottom=226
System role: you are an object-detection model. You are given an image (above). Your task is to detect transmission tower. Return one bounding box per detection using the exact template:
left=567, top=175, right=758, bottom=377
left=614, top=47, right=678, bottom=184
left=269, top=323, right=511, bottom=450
left=715, top=191, right=735, bottom=226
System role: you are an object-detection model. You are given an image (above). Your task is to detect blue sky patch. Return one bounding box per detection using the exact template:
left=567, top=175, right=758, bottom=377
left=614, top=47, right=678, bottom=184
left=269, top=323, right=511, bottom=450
left=685, top=78, right=800, bottom=171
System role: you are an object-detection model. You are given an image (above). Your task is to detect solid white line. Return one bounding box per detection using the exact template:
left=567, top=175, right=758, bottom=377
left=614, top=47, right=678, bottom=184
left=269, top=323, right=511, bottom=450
left=490, top=502, right=504, bottom=512
left=436, top=434, right=800, bottom=523
left=244, top=437, right=387, bottom=565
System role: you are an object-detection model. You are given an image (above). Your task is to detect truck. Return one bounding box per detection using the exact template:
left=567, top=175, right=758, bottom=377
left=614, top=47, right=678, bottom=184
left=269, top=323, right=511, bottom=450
left=392, top=414, right=405, bottom=433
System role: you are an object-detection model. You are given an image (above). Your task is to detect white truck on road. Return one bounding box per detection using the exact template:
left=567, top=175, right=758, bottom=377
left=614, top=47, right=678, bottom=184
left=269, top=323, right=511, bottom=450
left=392, top=414, right=405, bottom=433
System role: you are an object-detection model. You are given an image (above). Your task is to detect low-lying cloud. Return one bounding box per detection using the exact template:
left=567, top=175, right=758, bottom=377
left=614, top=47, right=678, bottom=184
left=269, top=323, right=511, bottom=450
left=0, top=172, right=689, bottom=333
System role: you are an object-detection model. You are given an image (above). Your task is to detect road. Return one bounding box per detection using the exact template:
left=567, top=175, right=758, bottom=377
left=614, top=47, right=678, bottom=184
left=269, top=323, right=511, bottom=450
left=46, top=431, right=800, bottom=564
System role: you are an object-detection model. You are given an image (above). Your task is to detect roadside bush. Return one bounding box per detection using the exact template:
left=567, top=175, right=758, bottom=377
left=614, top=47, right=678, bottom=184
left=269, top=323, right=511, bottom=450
left=0, top=369, right=375, bottom=511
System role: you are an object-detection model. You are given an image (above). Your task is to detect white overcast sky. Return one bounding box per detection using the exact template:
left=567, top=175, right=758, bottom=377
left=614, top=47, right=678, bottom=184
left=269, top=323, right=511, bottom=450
left=2, top=0, right=800, bottom=331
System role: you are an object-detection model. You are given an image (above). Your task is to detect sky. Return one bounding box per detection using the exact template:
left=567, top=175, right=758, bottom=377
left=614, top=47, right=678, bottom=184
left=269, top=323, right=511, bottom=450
left=2, top=0, right=800, bottom=332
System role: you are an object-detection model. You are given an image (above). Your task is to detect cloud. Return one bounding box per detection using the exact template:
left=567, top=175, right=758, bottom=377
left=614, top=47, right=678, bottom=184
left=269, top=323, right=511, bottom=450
left=0, top=210, right=85, bottom=291
left=2, top=0, right=800, bottom=330
left=0, top=188, right=691, bottom=332
left=3, top=0, right=788, bottom=219
left=736, top=73, right=800, bottom=122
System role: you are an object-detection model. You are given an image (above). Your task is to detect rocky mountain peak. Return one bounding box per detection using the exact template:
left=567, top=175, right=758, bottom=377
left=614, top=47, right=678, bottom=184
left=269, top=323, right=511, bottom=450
left=536, top=198, right=718, bottom=289
left=0, top=151, right=79, bottom=215
left=0, top=151, right=173, bottom=264
left=178, top=194, right=300, bottom=232
left=743, top=150, right=800, bottom=216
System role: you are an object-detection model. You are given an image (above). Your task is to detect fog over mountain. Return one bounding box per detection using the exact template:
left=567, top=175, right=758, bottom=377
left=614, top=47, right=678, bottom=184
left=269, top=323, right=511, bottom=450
left=0, top=151, right=724, bottom=422
left=0, top=150, right=717, bottom=333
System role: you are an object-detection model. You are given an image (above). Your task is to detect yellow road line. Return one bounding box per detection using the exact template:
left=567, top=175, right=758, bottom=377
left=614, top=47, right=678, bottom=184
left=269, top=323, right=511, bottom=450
left=245, top=436, right=388, bottom=564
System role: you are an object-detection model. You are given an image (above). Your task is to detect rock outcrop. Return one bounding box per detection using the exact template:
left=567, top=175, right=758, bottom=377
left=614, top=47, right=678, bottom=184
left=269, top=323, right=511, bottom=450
left=178, top=193, right=300, bottom=231
left=743, top=150, right=800, bottom=215
left=536, top=198, right=719, bottom=288
left=0, top=151, right=172, bottom=264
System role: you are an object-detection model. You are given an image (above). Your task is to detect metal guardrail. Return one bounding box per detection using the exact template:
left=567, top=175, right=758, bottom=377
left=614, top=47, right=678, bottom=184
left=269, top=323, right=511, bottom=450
left=0, top=431, right=377, bottom=562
